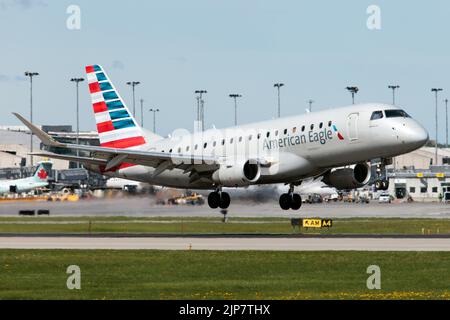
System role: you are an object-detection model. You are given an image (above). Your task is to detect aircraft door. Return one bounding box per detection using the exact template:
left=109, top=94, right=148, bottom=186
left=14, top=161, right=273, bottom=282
left=347, top=113, right=359, bottom=141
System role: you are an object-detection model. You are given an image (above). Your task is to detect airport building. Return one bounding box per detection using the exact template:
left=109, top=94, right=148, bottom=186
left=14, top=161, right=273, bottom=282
left=0, top=126, right=106, bottom=189
left=0, top=125, right=99, bottom=170
left=388, top=147, right=450, bottom=202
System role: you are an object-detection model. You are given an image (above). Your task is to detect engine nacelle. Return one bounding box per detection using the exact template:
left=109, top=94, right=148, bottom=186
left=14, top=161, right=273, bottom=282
left=212, top=159, right=261, bottom=187
left=322, top=163, right=371, bottom=190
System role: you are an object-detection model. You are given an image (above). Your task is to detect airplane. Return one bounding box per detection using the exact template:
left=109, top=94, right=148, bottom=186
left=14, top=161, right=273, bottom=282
left=13, top=65, right=429, bottom=211
left=105, top=177, right=143, bottom=192
left=0, top=161, right=52, bottom=195
left=296, top=179, right=338, bottom=201
left=221, top=179, right=337, bottom=202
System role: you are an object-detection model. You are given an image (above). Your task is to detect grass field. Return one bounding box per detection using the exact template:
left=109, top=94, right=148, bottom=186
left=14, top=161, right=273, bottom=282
left=0, top=249, right=449, bottom=299
left=0, top=216, right=449, bottom=235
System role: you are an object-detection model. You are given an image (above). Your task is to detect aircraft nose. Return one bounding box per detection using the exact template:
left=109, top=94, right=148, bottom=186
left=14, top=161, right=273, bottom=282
left=404, top=122, right=429, bottom=149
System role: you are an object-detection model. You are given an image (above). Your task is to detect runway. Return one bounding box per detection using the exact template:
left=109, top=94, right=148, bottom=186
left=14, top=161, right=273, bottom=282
left=1, top=197, right=450, bottom=218
left=1, top=236, right=449, bottom=251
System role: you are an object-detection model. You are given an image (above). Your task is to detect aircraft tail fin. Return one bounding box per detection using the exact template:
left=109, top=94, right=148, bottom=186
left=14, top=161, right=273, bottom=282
left=85, top=65, right=149, bottom=149
left=32, top=161, right=53, bottom=182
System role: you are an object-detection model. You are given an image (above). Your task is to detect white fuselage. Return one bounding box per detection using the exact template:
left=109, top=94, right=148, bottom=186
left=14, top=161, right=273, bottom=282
left=0, top=178, right=48, bottom=195
left=94, top=103, right=428, bottom=189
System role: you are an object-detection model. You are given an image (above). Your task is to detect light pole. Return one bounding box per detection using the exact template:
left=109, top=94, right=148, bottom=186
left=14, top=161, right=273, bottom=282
left=445, top=98, right=449, bottom=149
left=149, top=108, right=160, bottom=133
left=140, top=98, right=144, bottom=127
left=308, top=99, right=314, bottom=112
left=273, top=83, right=284, bottom=118
left=24, top=71, right=39, bottom=166
left=70, top=77, right=84, bottom=168
left=126, top=81, right=140, bottom=117
left=195, top=90, right=207, bottom=131
left=346, top=86, right=359, bottom=104
left=432, top=88, right=443, bottom=165
left=229, top=94, right=242, bottom=126
left=388, top=85, right=400, bottom=105
left=388, top=85, right=400, bottom=170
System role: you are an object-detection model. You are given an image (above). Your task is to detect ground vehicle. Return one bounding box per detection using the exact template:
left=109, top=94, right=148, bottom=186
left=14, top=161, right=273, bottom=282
left=167, top=192, right=205, bottom=205
left=303, top=194, right=323, bottom=204
left=378, top=193, right=392, bottom=203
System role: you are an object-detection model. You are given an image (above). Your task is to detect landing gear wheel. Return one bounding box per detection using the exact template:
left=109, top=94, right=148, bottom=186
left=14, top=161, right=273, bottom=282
left=208, top=192, right=220, bottom=209
left=279, top=193, right=291, bottom=210
left=291, top=194, right=302, bottom=210
left=375, top=181, right=382, bottom=190
left=219, top=192, right=231, bottom=209
left=375, top=180, right=389, bottom=191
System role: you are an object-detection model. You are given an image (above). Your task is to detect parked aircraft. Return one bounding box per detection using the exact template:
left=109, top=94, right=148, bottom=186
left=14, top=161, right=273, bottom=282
left=0, top=161, right=52, bottom=195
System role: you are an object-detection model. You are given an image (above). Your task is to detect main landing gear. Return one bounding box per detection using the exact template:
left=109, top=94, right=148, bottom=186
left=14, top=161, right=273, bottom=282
left=208, top=188, right=231, bottom=209
left=279, top=184, right=302, bottom=210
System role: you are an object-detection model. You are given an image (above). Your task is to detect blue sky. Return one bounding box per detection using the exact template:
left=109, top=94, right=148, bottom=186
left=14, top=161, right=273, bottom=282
left=1, top=0, right=450, bottom=141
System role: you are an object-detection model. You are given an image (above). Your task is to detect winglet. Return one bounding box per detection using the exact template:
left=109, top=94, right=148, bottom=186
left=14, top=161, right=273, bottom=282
left=13, top=113, right=63, bottom=147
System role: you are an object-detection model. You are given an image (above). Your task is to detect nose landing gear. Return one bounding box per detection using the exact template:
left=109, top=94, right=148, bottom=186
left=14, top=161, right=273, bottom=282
left=375, top=179, right=389, bottom=191
left=279, top=184, right=302, bottom=210
left=373, top=158, right=391, bottom=191
left=208, top=188, right=231, bottom=209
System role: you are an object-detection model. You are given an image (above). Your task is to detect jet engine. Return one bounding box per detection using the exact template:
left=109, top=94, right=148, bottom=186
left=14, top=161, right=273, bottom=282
left=322, top=163, right=371, bottom=190
left=212, top=159, right=261, bottom=187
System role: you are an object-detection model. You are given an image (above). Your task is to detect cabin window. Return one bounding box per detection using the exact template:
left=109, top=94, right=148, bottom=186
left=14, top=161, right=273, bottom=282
left=230, top=138, right=234, bottom=144
left=204, top=143, right=207, bottom=149
left=385, top=109, right=410, bottom=118
left=194, top=145, right=198, bottom=150
left=310, top=124, right=314, bottom=130
left=370, top=111, right=384, bottom=120
left=293, top=127, right=297, bottom=133
left=275, top=130, right=278, bottom=136
left=257, top=133, right=261, bottom=139
left=222, top=139, right=225, bottom=145
left=249, top=135, right=253, bottom=141
left=186, top=146, right=190, bottom=152
left=319, top=122, right=323, bottom=129
left=284, top=129, right=287, bottom=135
left=177, top=147, right=181, bottom=153
left=301, top=125, right=305, bottom=132
left=409, top=187, right=416, bottom=193
left=328, top=121, right=332, bottom=127
left=239, top=136, right=243, bottom=142
left=266, top=132, right=270, bottom=138
left=213, top=141, right=217, bottom=147
left=169, top=149, right=172, bottom=153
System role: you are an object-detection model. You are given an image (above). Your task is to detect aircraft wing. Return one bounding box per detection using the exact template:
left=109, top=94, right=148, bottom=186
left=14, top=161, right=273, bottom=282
left=14, top=113, right=219, bottom=175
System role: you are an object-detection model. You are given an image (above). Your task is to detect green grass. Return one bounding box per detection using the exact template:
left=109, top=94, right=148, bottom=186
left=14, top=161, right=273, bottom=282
left=1, top=250, right=449, bottom=299
left=0, top=217, right=449, bottom=234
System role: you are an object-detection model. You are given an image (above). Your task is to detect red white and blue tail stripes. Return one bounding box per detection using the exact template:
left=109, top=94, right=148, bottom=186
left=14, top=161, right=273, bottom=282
left=85, top=65, right=146, bottom=149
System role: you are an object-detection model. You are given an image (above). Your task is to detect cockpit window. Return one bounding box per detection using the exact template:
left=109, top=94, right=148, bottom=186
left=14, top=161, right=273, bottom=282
left=385, top=109, right=411, bottom=118
left=370, top=111, right=384, bottom=120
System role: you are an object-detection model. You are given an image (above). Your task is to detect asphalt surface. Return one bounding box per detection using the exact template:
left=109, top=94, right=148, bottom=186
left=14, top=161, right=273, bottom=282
left=1, top=236, right=449, bottom=251
left=1, top=197, right=450, bottom=251
left=1, top=197, right=450, bottom=218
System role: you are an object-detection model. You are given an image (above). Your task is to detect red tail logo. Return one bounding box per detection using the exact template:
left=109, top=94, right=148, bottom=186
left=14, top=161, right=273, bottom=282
left=37, top=169, right=48, bottom=179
